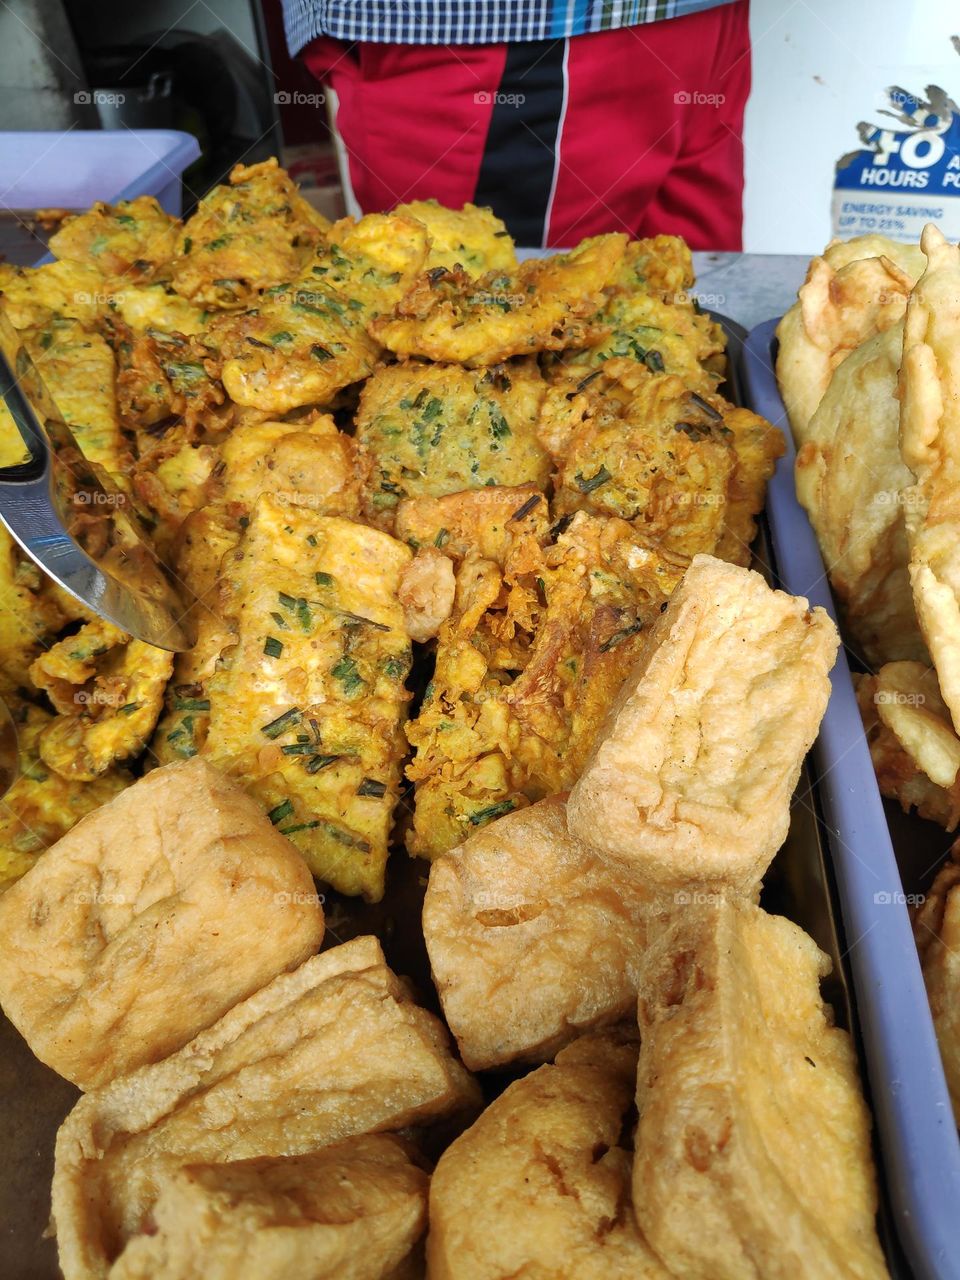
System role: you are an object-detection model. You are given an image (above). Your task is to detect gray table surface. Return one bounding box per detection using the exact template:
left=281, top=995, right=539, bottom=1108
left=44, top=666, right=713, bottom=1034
left=691, top=251, right=808, bottom=333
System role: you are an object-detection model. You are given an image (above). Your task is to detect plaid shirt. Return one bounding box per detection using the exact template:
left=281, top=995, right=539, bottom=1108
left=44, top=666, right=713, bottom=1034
left=282, top=0, right=735, bottom=54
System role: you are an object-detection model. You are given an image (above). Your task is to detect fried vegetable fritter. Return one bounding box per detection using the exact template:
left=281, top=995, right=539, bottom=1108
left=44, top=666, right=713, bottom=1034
left=29, top=618, right=173, bottom=780
left=356, top=359, right=549, bottom=525
left=372, top=233, right=627, bottom=365
left=171, top=158, right=329, bottom=309
left=203, top=496, right=413, bottom=900
left=0, top=703, right=129, bottom=890
left=396, top=198, right=517, bottom=274
left=915, top=852, right=960, bottom=1121
left=212, top=213, right=429, bottom=414
left=406, top=503, right=686, bottom=859
left=0, top=258, right=106, bottom=329
left=49, top=196, right=179, bottom=283
left=0, top=525, right=70, bottom=695
left=542, top=362, right=784, bottom=565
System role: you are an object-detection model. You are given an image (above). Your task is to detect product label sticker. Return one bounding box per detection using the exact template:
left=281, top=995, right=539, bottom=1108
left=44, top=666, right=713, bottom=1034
left=832, top=78, right=960, bottom=243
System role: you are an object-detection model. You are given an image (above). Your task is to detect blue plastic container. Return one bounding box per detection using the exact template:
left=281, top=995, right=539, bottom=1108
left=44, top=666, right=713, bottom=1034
left=0, top=130, right=200, bottom=216
left=742, top=318, right=960, bottom=1280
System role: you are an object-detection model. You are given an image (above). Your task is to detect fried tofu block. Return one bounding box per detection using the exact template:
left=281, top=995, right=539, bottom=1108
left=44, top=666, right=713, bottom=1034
left=776, top=235, right=924, bottom=445
left=423, top=795, right=659, bottom=1069
left=796, top=321, right=924, bottom=666
left=914, top=854, right=960, bottom=1121
left=356, top=359, right=549, bottom=525
left=49, top=196, right=179, bottom=282
left=899, top=226, right=960, bottom=735
left=396, top=198, right=517, bottom=275
left=543, top=363, right=783, bottom=565
left=428, top=1029, right=668, bottom=1280
left=30, top=619, right=173, bottom=781
left=0, top=758, right=324, bottom=1090
left=52, top=936, right=479, bottom=1280
left=567, top=555, right=838, bottom=891
left=372, top=233, right=627, bottom=366
left=213, top=213, right=429, bottom=413
left=633, top=894, right=887, bottom=1280
left=406, top=511, right=686, bottom=859
left=0, top=259, right=106, bottom=328
left=0, top=703, right=129, bottom=891
left=856, top=665, right=960, bottom=831
left=171, top=158, right=328, bottom=309
left=109, top=1136, right=428, bottom=1280
left=203, top=496, right=413, bottom=900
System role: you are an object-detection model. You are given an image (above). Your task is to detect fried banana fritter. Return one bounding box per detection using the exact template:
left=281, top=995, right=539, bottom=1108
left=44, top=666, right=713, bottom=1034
left=213, top=213, right=429, bottom=414
left=543, top=362, right=783, bottom=564
left=171, top=158, right=329, bottom=309
left=0, top=703, right=129, bottom=890
left=203, top=495, right=413, bottom=900
left=634, top=894, right=887, bottom=1280
left=396, top=198, right=517, bottom=274
left=406, top=500, right=686, bottom=859
left=29, top=618, right=173, bottom=780
left=49, top=196, right=179, bottom=283
left=355, top=359, right=549, bottom=525
left=372, top=233, right=627, bottom=365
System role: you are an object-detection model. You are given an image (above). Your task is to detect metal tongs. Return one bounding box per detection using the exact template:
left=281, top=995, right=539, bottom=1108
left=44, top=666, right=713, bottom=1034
left=0, top=312, right=197, bottom=793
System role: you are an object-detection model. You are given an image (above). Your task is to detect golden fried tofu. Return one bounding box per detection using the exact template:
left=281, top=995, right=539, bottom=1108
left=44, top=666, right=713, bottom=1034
left=915, top=854, right=960, bottom=1121
left=52, top=936, right=479, bottom=1280
left=0, top=758, right=324, bottom=1089
left=396, top=198, right=517, bottom=274
left=543, top=363, right=783, bottom=564
left=151, top=507, right=240, bottom=766
left=203, top=496, right=413, bottom=900
left=0, top=258, right=106, bottom=328
left=213, top=213, right=429, bottom=414
left=567, top=555, right=839, bottom=891
left=356, top=359, right=549, bottom=525
left=22, top=316, right=124, bottom=474
left=216, top=413, right=363, bottom=518
left=372, top=233, right=627, bottom=366
left=171, top=158, right=328, bottom=308
left=49, top=196, right=179, bottom=282
left=423, top=795, right=659, bottom=1069
left=428, top=1029, right=668, bottom=1280
left=0, top=524, right=70, bottom=695
left=407, top=510, right=686, bottom=859
left=633, top=894, right=887, bottom=1280
left=856, top=665, right=960, bottom=830
left=776, top=234, right=925, bottom=445
left=0, top=703, right=129, bottom=891
left=109, top=1136, right=428, bottom=1280
left=795, top=321, right=924, bottom=666
left=30, top=618, right=172, bottom=781
left=899, top=226, right=960, bottom=735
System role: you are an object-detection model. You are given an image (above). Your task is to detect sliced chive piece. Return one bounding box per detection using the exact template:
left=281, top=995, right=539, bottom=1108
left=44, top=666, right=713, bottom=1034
left=357, top=777, right=386, bottom=798
left=279, top=820, right=321, bottom=835
left=270, top=611, right=289, bottom=630
left=281, top=743, right=314, bottom=755
left=469, top=799, right=516, bottom=826
left=173, top=695, right=210, bottom=711
left=263, top=636, right=284, bottom=658
left=575, top=465, right=611, bottom=494
left=261, top=707, right=302, bottom=739
left=599, top=621, right=644, bottom=653
left=306, top=753, right=339, bottom=773
left=508, top=493, right=541, bottom=522
left=315, top=571, right=334, bottom=587
left=268, top=798, right=294, bottom=825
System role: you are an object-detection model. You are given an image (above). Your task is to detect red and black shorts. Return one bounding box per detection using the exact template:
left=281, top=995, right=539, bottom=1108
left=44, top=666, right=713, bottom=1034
left=302, top=0, right=751, bottom=250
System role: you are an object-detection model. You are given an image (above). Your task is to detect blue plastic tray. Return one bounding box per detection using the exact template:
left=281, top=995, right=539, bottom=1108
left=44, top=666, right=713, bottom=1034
left=742, top=318, right=960, bottom=1280
left=0, top=130, right=200, bottom=217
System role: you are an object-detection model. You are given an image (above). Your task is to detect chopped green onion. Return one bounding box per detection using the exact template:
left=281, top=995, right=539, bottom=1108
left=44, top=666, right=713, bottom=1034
left=263, top=636, right=283, bottom=658
left=261, top=708, right=302, bottom=739
left=268, top=799, right=294, bottom=825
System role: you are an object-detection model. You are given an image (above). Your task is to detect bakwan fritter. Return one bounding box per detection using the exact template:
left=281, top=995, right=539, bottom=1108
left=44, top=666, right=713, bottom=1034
left=0, top=159, right=785, bottom=898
